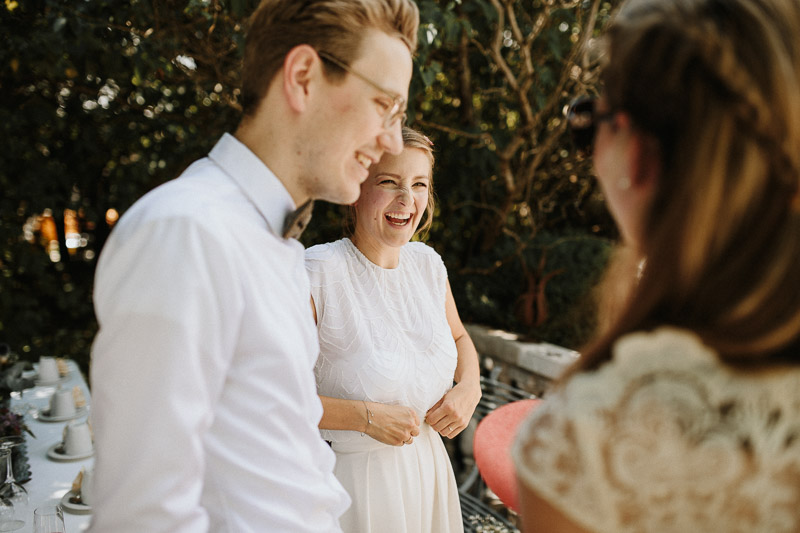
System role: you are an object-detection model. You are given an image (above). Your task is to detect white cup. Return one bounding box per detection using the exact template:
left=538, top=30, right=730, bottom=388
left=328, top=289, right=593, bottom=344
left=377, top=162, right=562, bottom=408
left=63, top=422, right=93, bottom=456
left=38, top=356, right=59, bottom=383
left=49, top=389, right=76, bottom=418
left=80, top=467, right=94, bottom=506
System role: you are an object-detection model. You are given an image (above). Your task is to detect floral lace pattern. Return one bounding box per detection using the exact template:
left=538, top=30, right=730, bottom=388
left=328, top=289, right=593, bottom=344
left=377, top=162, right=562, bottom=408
left=306, top=239, right=458, bottom=443
left=513, top=328, right=800, bottom=533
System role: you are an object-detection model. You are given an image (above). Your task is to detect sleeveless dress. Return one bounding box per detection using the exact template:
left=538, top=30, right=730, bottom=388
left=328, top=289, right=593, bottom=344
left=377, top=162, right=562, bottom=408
left=513, top=327, right=800, bottom=533
left=306, top=238, right=463, bottom=533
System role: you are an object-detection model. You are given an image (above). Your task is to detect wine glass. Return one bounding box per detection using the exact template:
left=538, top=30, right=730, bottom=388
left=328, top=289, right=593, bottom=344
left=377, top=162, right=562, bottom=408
left=0, top=438, right=27, bottom=530
left=0, top=460, right=23, bottom=532
left=32, top=505, right=66, bottom=533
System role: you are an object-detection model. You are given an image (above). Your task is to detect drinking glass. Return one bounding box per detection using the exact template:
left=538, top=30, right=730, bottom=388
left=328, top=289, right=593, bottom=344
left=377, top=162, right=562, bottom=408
left=0, top=437, right=27, bottom=499
left=0, top=438, right=27, bottom=529
left=32, top=505, right=66, bottom=533
left=0, top=495, right=23, bottom=532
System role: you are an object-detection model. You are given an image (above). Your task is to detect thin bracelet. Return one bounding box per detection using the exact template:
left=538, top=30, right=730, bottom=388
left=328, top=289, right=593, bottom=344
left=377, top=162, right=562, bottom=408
left=361, top=400, right=374, bottom=436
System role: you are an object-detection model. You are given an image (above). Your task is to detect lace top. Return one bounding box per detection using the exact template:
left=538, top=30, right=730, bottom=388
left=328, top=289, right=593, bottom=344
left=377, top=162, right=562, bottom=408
left=306, top=238, right=458, bottom=443
left=513, top=327, right=800, bottom=533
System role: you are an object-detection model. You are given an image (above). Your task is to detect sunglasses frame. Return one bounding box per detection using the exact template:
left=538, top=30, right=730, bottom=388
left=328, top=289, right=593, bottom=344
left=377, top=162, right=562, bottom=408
left=566, top=95, right=616, bottom=154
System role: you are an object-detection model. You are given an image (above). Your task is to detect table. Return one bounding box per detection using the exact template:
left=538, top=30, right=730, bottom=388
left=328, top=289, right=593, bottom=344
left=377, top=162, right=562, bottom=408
left=11, top=361, right=93, bottom=532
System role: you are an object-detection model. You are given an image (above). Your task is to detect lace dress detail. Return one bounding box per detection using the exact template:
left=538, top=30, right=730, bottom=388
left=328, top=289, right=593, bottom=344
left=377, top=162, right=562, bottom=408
left=306, top=238, right=462, bottom=533
left=513, top=327, right=800, bottom=533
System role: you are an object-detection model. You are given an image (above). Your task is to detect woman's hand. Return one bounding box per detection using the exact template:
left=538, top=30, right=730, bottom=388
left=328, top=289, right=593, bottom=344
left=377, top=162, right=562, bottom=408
left=366, top=402, right=421, bottom=446
left=425, top=380, right=481, bottom=439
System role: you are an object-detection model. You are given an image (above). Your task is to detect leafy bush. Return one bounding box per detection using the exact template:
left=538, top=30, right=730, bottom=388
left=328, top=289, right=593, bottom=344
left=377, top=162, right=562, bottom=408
left=1, top=0, right=621, bottom=370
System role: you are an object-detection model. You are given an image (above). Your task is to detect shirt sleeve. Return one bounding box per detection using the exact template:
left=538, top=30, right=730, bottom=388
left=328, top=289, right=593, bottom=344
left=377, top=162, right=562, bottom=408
left=89, top=214, right=242, bottom=533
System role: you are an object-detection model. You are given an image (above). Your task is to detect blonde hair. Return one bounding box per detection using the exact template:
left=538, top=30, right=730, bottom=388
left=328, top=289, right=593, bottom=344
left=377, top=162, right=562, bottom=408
left=576, top=0, right=800, bottom=372
left=240, top=0, right=419, bottom=116
left=401, top=126, right=436, bottom=237
left=347, top=126, right=437, bottom=238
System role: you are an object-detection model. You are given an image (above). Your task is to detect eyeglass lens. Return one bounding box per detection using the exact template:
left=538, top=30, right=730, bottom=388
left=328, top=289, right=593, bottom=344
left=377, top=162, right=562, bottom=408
left=319, top=51, right=405, bottom=130
left=567, top=96, right=597, bottom=154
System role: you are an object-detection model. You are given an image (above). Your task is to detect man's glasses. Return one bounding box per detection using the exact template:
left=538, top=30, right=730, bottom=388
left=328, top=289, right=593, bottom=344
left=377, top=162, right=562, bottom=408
left=318, top=51, right=407, bottom=130
left=566, top=95, right=616, bottom=154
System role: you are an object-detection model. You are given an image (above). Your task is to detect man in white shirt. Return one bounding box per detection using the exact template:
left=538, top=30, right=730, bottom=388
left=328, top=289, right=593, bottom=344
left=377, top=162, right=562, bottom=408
left=88, top=1, right=418, bottom=531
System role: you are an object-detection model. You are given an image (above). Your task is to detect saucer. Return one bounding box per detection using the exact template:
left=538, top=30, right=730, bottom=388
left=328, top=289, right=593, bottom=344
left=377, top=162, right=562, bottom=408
left=36, top=406, right=87, bottom=423
left=47, top=442, right=94, bottom=462
left=34, top=374, right=67, bottom=387
left=60, top=490, right=92, bottom=514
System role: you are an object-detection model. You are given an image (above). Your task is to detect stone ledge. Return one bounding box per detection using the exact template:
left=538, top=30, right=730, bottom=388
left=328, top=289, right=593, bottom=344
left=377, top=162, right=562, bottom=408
left=465, top=323, right=580, bottom=381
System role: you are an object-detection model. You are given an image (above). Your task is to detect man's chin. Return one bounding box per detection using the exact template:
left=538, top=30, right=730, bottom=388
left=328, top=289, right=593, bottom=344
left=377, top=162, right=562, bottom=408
left=320, top=187, right=361, bottom=207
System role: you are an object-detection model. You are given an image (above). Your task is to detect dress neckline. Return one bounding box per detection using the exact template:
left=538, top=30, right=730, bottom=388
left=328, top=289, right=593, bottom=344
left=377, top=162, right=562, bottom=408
left=343, top=238, right=405, bottom=273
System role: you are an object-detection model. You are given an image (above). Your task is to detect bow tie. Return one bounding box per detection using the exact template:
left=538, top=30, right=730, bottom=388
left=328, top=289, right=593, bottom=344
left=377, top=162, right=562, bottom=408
left=282, top=199, right=314, bottom=240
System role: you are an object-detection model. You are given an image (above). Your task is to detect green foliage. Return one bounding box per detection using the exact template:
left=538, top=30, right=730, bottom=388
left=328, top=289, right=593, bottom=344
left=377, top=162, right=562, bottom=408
left=1, top=0, right=621, bottom=369
left=1, top=0, right=257, bottom=370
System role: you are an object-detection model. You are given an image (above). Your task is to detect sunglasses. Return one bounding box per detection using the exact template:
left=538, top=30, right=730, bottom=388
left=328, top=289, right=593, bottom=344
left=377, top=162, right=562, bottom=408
left=566, top=95, right=616, bottom=154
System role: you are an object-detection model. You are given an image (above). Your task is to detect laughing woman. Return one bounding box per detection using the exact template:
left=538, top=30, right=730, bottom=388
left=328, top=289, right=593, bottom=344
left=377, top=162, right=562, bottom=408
left=305, top=127, right=480, bottom=533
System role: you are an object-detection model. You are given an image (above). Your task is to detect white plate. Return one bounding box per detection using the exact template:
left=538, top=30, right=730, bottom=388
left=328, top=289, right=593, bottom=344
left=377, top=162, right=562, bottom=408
left=60, top=490, right=92, bottom=515
left=46, top=443, right=94, bottom=462
left=36, top=406, right=88, bottom=423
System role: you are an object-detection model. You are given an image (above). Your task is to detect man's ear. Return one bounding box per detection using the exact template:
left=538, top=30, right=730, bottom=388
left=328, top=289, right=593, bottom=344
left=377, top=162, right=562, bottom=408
left=282, top=44, right=320, bottom=113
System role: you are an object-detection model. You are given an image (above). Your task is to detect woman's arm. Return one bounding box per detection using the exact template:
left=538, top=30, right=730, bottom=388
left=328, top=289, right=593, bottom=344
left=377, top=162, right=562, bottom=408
left=319, top=396, right=421, bottom=446
left=425, top=280, right=482, bottom=438
left=311, top=295, right=421, bottom=446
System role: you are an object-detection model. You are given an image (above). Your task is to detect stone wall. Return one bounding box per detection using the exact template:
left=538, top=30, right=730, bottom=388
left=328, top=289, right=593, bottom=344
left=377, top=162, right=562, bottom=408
left=465, top=324, right=580, bottom=397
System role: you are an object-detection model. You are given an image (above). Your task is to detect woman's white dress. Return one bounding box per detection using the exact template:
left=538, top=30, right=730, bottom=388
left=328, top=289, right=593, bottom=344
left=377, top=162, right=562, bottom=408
left=306, top=238, right=463, bottom=533
left=513, top=327, right=800, bottom=532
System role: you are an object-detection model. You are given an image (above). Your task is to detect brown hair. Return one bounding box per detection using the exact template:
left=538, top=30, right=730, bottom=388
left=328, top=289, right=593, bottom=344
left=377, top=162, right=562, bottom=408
left=240, top=0, right=419, bottom=116
left=347, top=126, right=437, bottom=239
left=574, top=0, right=800, bottom=374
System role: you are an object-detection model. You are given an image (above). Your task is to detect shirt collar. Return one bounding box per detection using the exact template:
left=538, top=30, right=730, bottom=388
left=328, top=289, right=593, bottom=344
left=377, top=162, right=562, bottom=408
left=208, top=133, right=296, bottom=237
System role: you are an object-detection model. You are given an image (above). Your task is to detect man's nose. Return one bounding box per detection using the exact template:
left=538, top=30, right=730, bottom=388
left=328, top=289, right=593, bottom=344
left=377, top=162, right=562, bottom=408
left=378, top=121, right=404, bottom=155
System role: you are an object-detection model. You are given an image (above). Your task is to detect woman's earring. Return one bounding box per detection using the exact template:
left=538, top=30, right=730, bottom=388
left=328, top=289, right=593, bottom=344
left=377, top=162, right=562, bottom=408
left=617, top=176, right=631, bottom=190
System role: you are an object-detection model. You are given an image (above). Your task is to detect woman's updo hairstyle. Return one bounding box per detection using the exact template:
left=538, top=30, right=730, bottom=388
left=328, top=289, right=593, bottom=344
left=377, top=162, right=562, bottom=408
left=576, top=0, right=800, bottom=371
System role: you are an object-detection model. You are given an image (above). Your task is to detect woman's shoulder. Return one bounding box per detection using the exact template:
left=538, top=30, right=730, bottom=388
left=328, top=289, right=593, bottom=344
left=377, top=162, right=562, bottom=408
left=612, top=326, right=716, bottom=367
left=305, top=239, right=349, bottom=264
left=550, top=326, right=788, bottom=409
left=513, top=327, right=800, bottom=532
left=403, top=241, right=445, bottom=268
left=305, top=239, right=354, bottom=286
left=404, top=240, right=440, bottom=256
left=603, top=327, right=721, bottom=383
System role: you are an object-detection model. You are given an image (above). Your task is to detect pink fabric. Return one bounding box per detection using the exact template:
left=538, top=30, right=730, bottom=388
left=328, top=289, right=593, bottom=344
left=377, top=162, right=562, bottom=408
left=473, top=398, right=542, bottom=512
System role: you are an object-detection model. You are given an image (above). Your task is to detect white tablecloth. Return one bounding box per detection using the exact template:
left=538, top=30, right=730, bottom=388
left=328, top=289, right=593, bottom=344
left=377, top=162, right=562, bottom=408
left=11, top=361, right=93, bottom=532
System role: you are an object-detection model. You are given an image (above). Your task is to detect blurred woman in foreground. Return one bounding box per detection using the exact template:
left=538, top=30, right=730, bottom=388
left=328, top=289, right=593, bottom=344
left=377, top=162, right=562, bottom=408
left=513, top=0, right=800, bottom=531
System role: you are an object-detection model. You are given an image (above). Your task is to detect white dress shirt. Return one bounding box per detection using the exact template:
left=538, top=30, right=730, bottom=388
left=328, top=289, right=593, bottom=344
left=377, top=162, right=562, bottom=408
left=89, top=133, right=350, bottom=533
